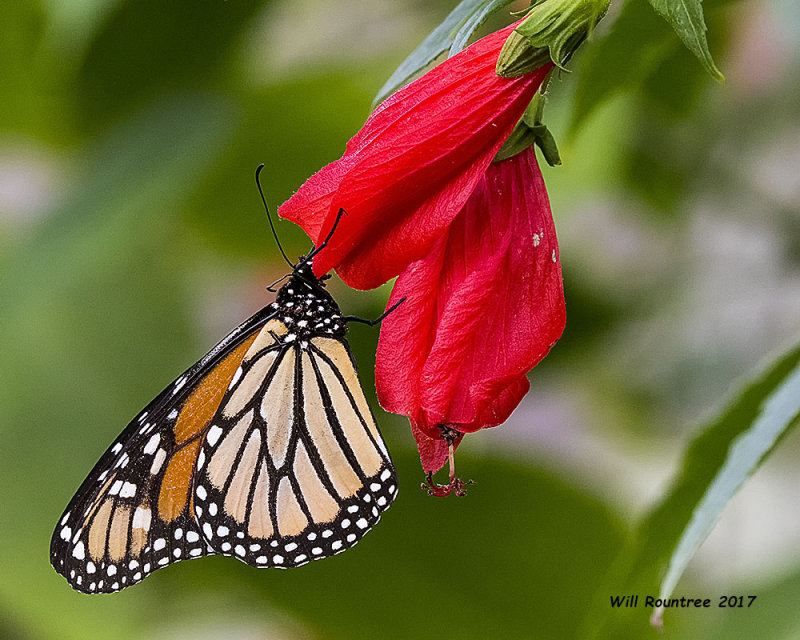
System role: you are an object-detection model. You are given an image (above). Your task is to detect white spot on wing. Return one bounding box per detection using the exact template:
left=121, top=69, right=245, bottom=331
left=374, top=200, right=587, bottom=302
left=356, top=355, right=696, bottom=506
left=228, top=367, right=243, bottom=390
left=143, top=434, right=160, bottom=456
left=206, top=425, right=223, bottom=447
left=150, top=449, right=167, bottom=475
left=132, top=507, right=151, bottom=530
left=119, top=482, right=137, bottom=498
left=173, top=375, right=188, bottom=393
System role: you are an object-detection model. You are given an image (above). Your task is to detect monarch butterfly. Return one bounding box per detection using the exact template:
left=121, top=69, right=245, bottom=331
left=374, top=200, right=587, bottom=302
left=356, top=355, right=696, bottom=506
left=50, top=208, right=398, bottom=594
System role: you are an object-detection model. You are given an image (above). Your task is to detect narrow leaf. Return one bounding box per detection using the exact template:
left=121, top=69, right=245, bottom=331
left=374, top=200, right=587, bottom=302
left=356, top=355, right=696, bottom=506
left=581, top=340, right=800, bottom=639
left=373, top=0, right=510, bottom=106
left=450, top=0, right=515, bottom=56
left=651, top=345, right=800, bottom=628
left=646, top=0, right=724, bottom=81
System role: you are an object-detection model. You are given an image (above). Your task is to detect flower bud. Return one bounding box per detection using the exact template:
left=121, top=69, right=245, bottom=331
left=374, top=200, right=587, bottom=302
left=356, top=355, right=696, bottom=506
left=496, top=0, right=610, bottom=77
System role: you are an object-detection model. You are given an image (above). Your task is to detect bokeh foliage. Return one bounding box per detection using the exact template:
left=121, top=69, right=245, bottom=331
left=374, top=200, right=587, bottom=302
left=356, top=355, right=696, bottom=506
left=2, top=1, right=799, bottom=638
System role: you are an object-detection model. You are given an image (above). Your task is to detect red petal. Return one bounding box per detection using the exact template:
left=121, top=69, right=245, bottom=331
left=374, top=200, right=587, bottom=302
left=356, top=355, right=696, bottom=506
left=279, top=23, right=551, bottom=289
left=376, top=148, right=565, bottom=471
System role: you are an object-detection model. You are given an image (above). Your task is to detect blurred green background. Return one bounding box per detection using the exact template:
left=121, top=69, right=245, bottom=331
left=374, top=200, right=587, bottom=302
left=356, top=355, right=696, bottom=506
left=2, top=0, right=799, bottom=638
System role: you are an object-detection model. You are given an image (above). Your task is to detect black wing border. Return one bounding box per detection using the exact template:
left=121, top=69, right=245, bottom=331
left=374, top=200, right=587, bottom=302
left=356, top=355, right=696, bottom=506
left=50, top=303, right=278, bottom=559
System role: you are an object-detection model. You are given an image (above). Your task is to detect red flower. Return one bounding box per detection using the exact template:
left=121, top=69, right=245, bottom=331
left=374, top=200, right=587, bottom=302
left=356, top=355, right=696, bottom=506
left=279, top=22, right=564, bottom=494
left=278, top=23, right=552, bottom=290
left=375, top=147, right=565, bottom=480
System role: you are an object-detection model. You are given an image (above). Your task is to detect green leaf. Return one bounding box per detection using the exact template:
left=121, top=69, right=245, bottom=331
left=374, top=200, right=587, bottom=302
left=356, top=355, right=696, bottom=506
left=372, top=0, right=511, bottom=107
left=570, top=0, right=674, bottom=133
left=450, top=0, right=515, bottom=55
left=582, top=340, right=800, bottom=639
left=651, top=343, right=800, bottom=628
left=646, top=0, right=724, bottom=81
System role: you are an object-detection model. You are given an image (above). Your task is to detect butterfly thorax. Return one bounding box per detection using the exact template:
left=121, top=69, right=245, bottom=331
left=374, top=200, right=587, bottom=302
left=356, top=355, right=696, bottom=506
left=268, top=264, right=347, bottom=344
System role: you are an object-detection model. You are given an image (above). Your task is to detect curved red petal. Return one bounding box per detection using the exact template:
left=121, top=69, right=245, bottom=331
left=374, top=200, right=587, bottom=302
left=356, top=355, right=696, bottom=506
left=279, top=23, right=551, bottom=289
left=410, top=419, right=454, bottom=475
left=376, top=147, right=565, bottom=468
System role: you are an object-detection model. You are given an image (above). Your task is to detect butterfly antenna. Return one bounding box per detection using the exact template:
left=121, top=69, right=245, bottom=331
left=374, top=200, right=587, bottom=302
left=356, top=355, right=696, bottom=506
left=255, top=164, right=293, bottom=269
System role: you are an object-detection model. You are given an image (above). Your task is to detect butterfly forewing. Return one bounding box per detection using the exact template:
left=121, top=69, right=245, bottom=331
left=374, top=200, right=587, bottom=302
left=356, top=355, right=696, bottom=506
left=193, top=280, right=397, bottom=569
left=50, top=307, right=275, bottom=593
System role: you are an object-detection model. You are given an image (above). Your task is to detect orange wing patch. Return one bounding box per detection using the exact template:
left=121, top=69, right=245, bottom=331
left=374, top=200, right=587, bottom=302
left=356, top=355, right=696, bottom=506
left=173, top=333, right=259, bottom=445
left=157, top=333, right=259, bottom=522
left=158, top=440, right=202, bottom=522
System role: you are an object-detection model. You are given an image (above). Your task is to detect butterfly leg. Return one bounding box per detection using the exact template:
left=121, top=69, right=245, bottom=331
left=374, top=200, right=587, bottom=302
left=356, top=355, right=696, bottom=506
left=343, top=297, right=406, bottom=327
left=302, top=208, right=349, bottom=265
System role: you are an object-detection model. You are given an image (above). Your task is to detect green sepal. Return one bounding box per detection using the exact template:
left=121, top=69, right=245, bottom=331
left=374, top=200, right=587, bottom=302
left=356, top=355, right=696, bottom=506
left=493, top=90, right=561, bottom=166
left=495, top=30, right=552, bottom=78
left=496, top=0, right=610, bottom=77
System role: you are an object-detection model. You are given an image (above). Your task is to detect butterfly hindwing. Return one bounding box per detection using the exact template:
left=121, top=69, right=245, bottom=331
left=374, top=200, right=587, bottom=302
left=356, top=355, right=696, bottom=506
left=50, top=307, right=275, bottom=593
left=193, top=279, right=397, bottom=568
